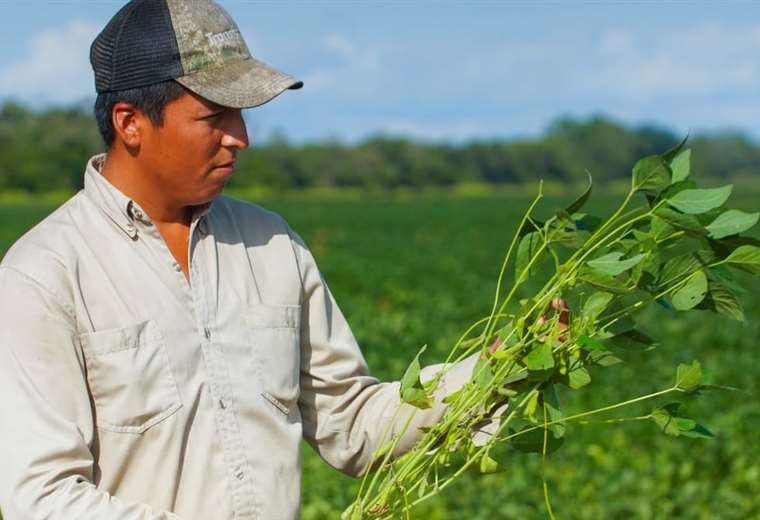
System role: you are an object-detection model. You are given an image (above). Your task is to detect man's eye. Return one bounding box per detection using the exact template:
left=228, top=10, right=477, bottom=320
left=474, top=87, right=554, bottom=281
left=205, top=111, right=224, bottom=119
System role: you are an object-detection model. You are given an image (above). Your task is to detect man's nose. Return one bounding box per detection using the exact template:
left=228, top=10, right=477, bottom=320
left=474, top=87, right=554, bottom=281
left=221, top=109, right=249, bottom=150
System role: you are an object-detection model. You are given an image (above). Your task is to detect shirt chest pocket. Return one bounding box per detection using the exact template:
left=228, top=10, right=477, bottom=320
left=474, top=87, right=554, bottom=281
left=246, top=303, right=301, bottom=414
left=79, top=320, right=182, bottom=434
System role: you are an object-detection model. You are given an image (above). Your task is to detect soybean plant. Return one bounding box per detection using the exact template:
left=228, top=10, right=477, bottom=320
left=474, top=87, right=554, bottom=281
left=344, top=140, right=759, bottom=519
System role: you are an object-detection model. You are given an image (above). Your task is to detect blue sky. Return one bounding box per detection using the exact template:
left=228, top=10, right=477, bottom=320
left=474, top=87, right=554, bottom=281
left=1, top=1, right=759, bottom=144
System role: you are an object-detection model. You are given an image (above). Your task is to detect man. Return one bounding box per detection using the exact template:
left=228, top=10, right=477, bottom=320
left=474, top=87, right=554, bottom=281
left=0, top=1, right=478, bottom=518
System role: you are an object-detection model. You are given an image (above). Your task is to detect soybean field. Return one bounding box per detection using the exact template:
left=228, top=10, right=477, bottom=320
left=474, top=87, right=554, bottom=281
left=1, top=193, right=759, bottom=519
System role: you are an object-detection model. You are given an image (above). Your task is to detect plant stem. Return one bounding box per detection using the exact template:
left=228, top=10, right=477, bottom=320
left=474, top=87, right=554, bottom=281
left=542, top=400, right=557, bottom=520
left=497, top=386, right=677, bottom=444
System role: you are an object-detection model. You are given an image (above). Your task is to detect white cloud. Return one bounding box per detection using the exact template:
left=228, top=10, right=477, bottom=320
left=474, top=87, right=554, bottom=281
left=586, top=22, right=760, bottom=99
left=298, top=32, right=398, bottom=99
left=0, top=19, right=100, bottom=105
left=322, top=33, right=358, bottom=62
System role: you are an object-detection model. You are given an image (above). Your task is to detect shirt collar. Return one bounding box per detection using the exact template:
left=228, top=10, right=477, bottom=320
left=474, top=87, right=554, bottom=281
left=83, top=153, right=214, bottom=240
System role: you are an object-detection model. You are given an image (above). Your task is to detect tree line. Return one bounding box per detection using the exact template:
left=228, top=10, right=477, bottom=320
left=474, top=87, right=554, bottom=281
left=1, top=100, right=758, bottom=193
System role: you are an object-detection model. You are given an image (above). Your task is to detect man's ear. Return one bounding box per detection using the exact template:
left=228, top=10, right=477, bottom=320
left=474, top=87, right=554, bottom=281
left=111, top=102, right=144, bottom=148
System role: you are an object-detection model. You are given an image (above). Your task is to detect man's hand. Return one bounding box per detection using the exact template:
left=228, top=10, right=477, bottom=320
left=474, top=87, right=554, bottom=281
left=473, top=298, right=571, bottom=446
left=487, top=297, right=570, bottom=354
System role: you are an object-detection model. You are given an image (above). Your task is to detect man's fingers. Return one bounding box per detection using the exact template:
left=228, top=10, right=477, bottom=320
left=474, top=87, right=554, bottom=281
left=551, top=297, right=570, bottom=327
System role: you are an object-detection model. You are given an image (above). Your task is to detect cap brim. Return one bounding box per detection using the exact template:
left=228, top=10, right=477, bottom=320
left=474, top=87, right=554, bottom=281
left=175, top=57, right=303, bottom=109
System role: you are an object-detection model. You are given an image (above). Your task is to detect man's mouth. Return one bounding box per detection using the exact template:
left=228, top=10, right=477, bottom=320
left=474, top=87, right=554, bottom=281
left=214, top=160, right=236, bottom=175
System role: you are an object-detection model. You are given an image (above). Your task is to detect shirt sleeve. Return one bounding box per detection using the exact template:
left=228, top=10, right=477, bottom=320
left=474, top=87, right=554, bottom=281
left=287, top=229, right=478, bottom=477
left=0, top=267, right=180, bottom=519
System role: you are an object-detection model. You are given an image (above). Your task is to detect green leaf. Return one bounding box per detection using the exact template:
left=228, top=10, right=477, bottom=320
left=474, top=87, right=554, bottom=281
left=662, top=135, right=690, bottom=163
left=637, top=239, right=661, bottom=281
left=567, top=365, right=591, bottom=389
left=524, top=342, right=555, bottom=371
left=501, top=365, right=529, bottom=385
left=472, top=357, right=496, bottom=389
left=650, top=215, right=674, bottom=240
left=706, top=210, right=760, bottom=239
left=579, top=269, right=630, bottom=294
left=602, top=316, right=635, bottom=336
left=479, top=452, right=500, bottom=474
left=724, top=245, right=760, bottom=274
left=633, top=155, right=671, bottom=193
left=680, top=423, right=716, bottom=439
left=671, top=270, right=708, bottom=310
left=658, top=251, right=714, bottom=287
left=653, top=207, right=706, bottom=236
left=607, top=328, right=656, bottom=351
left=666, top=185, right=732, bottom=215
left=670, top=148, right=692, bottom=183
left=710, top=265, right=747, bottom=296
left=578, top=335, right=607, bottom=352
left=548, top=211, right=584, bottom=247
left=442, top=386, right=465, bottom=405
left=565, top=171, right=593, bottom=215
left=575, top=213, right=603, bottom=232
left=701, top=281, right=745, bottom=321
left=708, top=235, right=760, bottom=260
left=524, top=391, right=540, bottom=420
left=651, top=402, right=714, bottom=439
left=400, top=346, right=433, bottom=409
left=676, top=361, right=702, bottom=391
left=515, top=231, right=544, bottom=279
left=544, top=385, right=565, bottom=437
left=581, top=292, right=614, bottom=320
left=588, top=252, right=647, bottom=276
left=659, top=179, right=697, bottom=202
left=586, top=349, right=622, bottom=367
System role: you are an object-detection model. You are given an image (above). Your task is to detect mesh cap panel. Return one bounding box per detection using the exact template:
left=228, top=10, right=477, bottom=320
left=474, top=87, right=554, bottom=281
left=90, top=0, right=183, bottom=93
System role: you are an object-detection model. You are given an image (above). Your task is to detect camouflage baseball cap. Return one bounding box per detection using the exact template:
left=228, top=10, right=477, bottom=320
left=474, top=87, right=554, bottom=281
left=90, top=0, right=302, bottom=108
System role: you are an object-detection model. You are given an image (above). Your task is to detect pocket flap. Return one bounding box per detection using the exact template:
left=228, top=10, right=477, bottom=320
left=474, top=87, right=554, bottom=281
left=247, top=303, right=300, bottom=329
left=80, top=320, right=161, bottom=356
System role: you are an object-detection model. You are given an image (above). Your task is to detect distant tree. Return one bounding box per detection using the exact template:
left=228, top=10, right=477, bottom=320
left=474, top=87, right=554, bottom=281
left=0, top=100, right=756, bottom=193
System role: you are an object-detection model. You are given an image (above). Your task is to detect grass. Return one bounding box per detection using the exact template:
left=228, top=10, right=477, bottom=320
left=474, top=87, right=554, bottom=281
left=1, top=191, right=759, bottom=519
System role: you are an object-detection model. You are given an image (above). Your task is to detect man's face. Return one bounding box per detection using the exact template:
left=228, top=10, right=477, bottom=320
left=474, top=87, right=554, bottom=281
left=138, top=90, right=249, bottom=208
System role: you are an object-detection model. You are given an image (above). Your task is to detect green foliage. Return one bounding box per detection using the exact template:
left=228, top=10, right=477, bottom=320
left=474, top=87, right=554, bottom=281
left=706, top=210, right=760, bottom=239
left=587, top=252, right=647, bottom=276
left=670, top=149, right=692, bottom=183
left=675, top=361, right=703, bottom=392
left=524, top=342, right=555, bottom=371
left=651, top=402, right=714, bottom=438
left=400, top=346, right=434, bottom=409
left=724, top=245, right=760, bottom=274
left=665, top=185, right=732, bottom=215
left=671, top=271, right=708, bottom=310
left=341, top=144, right=760, bottom=519
left=632, top=156, right=671, bottom=193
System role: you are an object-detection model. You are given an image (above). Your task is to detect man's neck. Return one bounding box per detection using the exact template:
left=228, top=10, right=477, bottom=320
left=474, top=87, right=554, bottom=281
left=100, top=148, right=190, bottom=225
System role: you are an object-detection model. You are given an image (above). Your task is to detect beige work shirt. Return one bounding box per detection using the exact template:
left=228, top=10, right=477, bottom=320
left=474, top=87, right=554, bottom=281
left=0, top=154, right=477, bottom=519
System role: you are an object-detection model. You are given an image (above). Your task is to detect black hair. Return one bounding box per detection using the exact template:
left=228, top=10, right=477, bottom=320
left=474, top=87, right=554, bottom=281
left=93, top=79, right=188, bottom=147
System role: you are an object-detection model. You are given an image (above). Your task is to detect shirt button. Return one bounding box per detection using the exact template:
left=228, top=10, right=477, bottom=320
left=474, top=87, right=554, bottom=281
left=235, top=469, right=245, bottom=480
left=173, top=262, right=182, bottom=272
left=133, top=208, right=143, bottom=220
left=204, top=327, right=211, bottom=340
left=219, top=398, right=227, bottom=409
